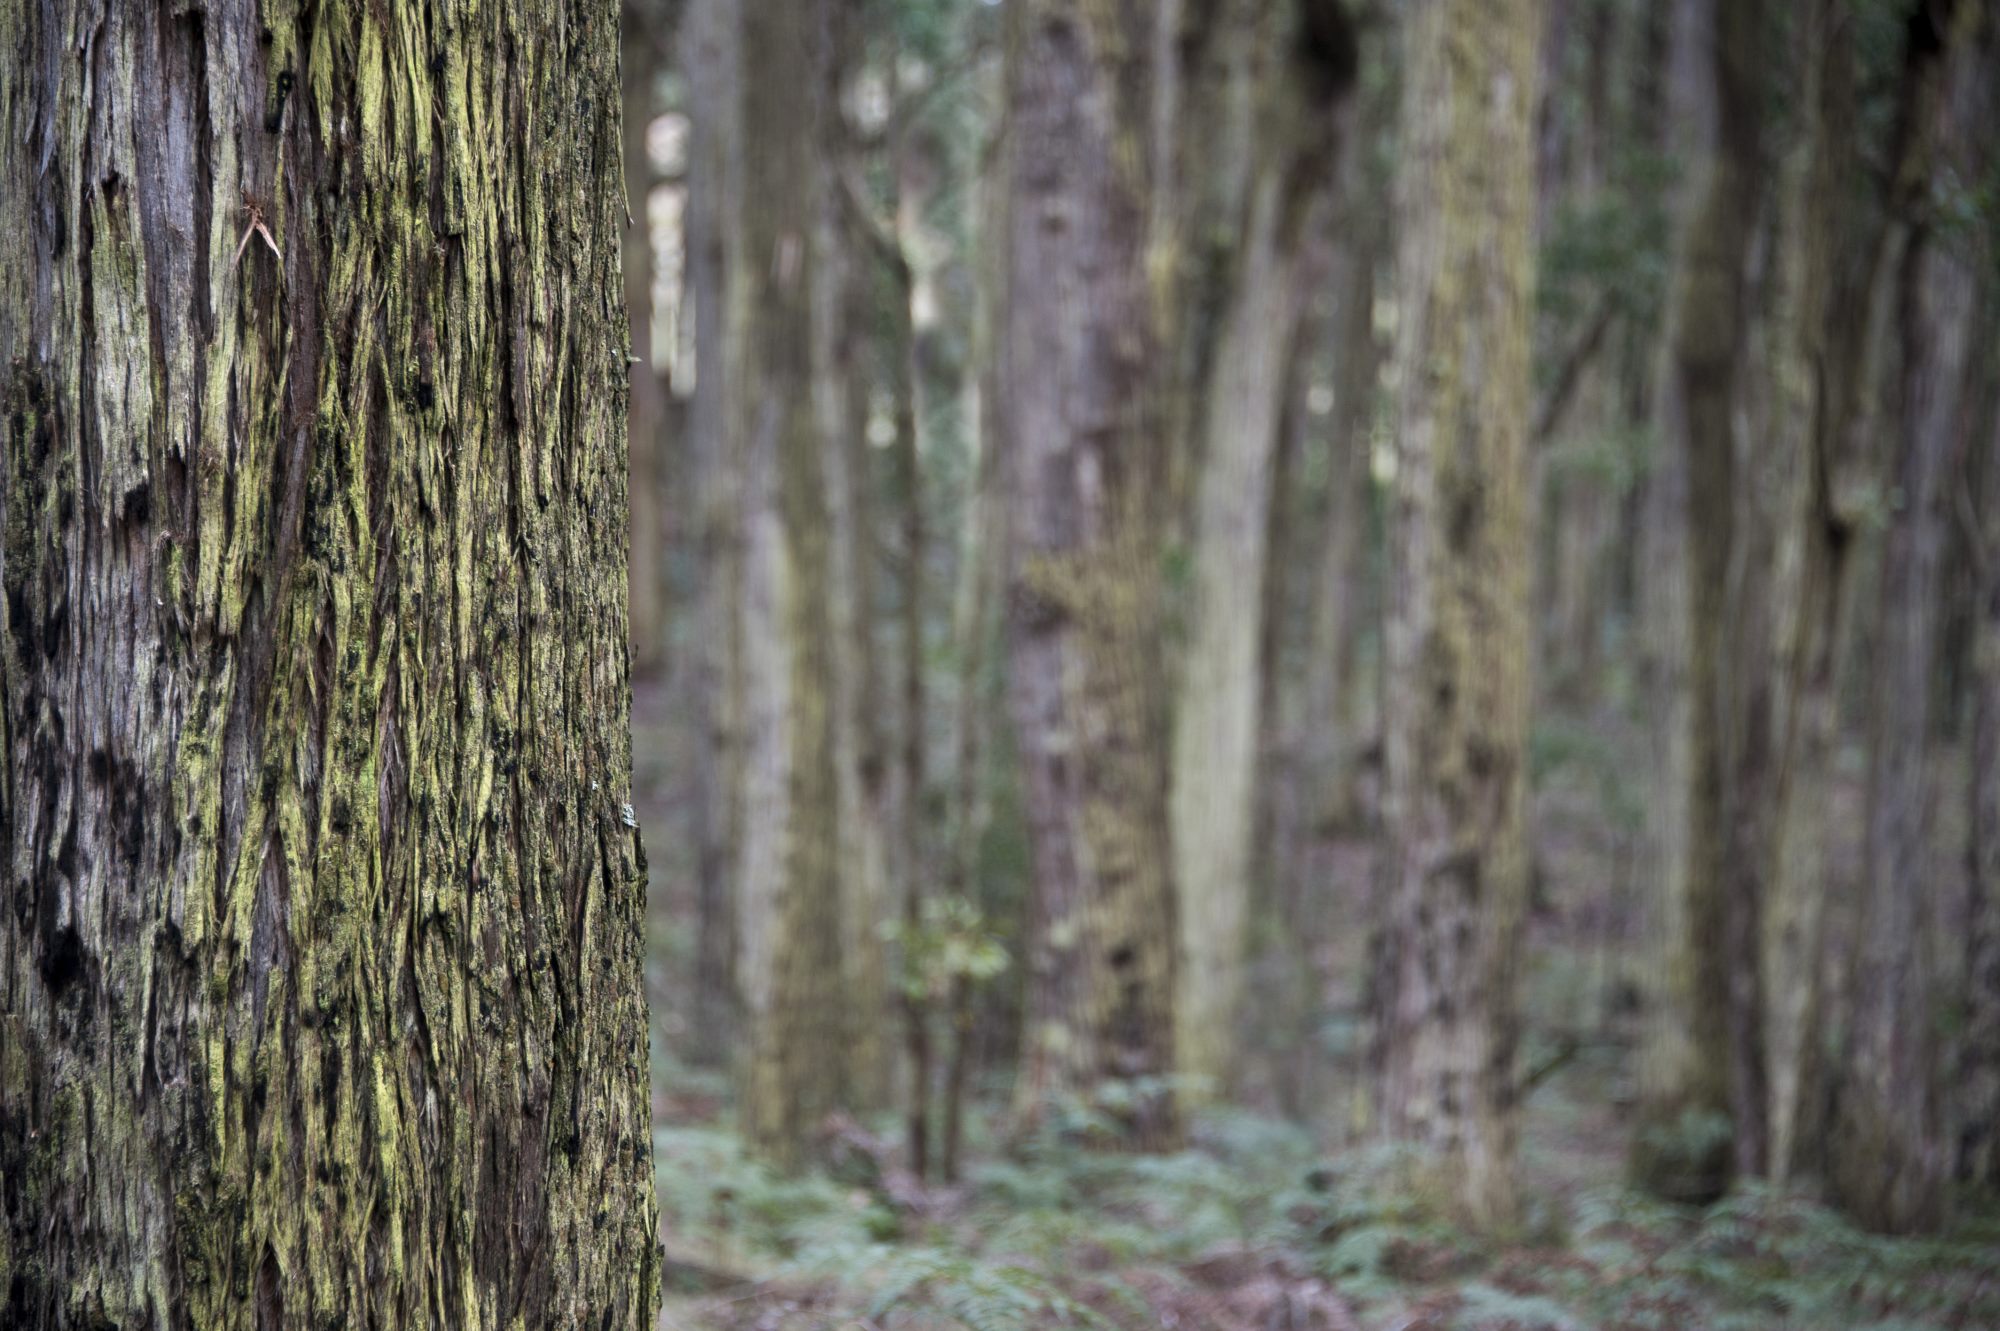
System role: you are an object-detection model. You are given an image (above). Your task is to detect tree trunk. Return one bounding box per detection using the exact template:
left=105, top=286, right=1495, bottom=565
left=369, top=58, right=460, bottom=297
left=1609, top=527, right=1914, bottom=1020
left=1833, top=0, right=1982, bottom=1234
left=1968, top=375, right=2000, bottom=1189
left=1001, top=0, right=1179, bottom=1146
left=1374, top=0, right=1540, bottom=1230
left=0, top=2, right=660, bottom=1326
left=1170, top=1, right=1356, bottom=1100
left=1630, top=0, right=1707, bottom=1200
left=735, top=0, right=846, bottom=1169
left=819, top=35, right=896, bottom=1118
left=1634, top=0, right=1768, bottom=1197
left=625, top=4, right=671, bottom=674
left=683, top=0, right=742, bottom=1069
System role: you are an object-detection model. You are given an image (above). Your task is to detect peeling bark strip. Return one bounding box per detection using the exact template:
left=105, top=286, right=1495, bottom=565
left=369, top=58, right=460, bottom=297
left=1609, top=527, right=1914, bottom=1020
left=0, top=2, right=660, bottom=1327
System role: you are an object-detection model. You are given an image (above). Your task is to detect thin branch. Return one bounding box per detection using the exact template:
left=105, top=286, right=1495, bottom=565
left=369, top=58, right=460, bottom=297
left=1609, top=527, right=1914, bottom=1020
left=1532, top=297, right=1616, bottom=444
left=836, top=160, right=911, bottom=286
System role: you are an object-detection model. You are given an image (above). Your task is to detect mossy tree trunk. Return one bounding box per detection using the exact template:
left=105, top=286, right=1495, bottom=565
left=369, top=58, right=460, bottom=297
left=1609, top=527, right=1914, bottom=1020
left=1373, top=0, right=1539, bottom=1230
left=1000, top=0, right=1180, bottom=1147
left=0, top=1, right=660, bottom=1326
left=732, top=0, right=847, bottom=1170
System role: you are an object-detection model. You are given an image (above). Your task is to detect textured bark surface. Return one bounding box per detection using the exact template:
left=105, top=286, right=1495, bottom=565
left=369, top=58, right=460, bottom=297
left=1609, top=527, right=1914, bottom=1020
left=1833, top=0, right=1981, bottom=1235
left=1373, top=0, right=1539, bottom=1230
left=1169, top=0, right=1355, bottom=1100
left=733, top=0, right=846, bottom=1170
left=0, top=1, right=660, bottom=1326
left=1001, top=0, right=1179, bottom=1145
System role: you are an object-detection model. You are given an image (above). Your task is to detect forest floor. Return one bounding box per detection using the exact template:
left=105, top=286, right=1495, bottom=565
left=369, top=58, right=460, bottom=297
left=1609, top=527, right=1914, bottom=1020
left=630, top=679, right=2000, bottom=1331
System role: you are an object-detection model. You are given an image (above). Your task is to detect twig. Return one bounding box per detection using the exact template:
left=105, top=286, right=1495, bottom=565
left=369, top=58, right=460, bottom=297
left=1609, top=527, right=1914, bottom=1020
left=232, top=191, right=283, bottom=267
left=1532, top=297, right=1615, bottom=444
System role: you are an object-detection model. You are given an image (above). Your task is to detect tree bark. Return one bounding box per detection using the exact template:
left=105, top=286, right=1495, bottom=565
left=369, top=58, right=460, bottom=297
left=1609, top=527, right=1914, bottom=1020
left=0, top=2, right=660, bottom=1326
left=734, top=0, right=846, bottom=1169
left=1001, top=0, right=1179, bottom=1146
left=1374, top=0, right=1540, bottom=1230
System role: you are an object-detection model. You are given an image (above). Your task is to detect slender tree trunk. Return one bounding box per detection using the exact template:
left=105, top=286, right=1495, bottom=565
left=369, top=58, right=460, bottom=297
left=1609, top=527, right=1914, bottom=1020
left=1001, top=0, right=1179, bottom=1146
left=1630, top=0, right=1707, bottom=1199
left=818, top=21, right=895, bottom=1118
left=1962, top=19, right=2000, bottom=1178
left=1833, top=0, right=1982, bottom=1234
left=1634, top=0, right=1768, bottom=1196
left=1762, top=0, right=1840, bottom=1187
left=735, top=0, right=846, bottom=1169
left=625, top=5, right=671, bottom=674
left=683, top=0, right=742, bottom=1069
left=1374, top=0, right=1540, bottom=1230
left=0, top=2, right=659, bottom=1326
left=1968, top=381, right=2000, bottom=1188
left=1170, top=14, right=1355, bottom=1094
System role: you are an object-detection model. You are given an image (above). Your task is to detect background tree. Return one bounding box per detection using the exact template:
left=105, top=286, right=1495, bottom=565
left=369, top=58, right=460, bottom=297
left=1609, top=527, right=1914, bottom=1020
left=1373, top=0, right=1540, bottom=1229
left=1633, top=0, right=1770, bottom=1199
left=682, top=0, right=745, bottom=1071
left=0, top=2, right=660, bottom=1325
left=1834, top=0, right=1985, bottom=1235
left=731, top=0, right=850, bottom=1170
left=999, top=0, right=1181, bottom=1144
left=1168, top=0, right=1359, bottom=1101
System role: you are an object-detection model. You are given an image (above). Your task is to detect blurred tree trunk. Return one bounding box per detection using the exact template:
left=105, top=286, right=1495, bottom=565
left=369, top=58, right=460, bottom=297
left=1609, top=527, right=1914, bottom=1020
left=1171, top=0, right=1358, bottom=1101
left=1633, top=0, right=1767, bottom=1197
left=1001, top=0, right=1180, bottom=1146
left=684, top=0, right=743, bottom=1069
left=0, top=2, right=660, bottom=1326
left=1968, top=362, right=2000, bottom=1189
left=1374, top=0, right=1539, bottom=1229
left=735, top=0, right=847, bottom=1168
left=1964, top=17, right=2000, bottom=1184
left=821, top=12, right=896, bottom=1120
left=625, top=3, right=673, bottom=674
left=1761, top=0, right=1851, bottom=1187
left=1534, top=0, right=1615, bottom=707
left=1251, top=87, right=1389, bottom=1117
left=1631, top=0, right=1706, bottom=1200
left=1834, top=0, right=1982, bottom=1234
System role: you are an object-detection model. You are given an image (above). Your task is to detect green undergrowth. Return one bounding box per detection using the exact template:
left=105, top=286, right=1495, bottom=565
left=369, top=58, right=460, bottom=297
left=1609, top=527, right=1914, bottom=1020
left=653, top=1095, right=2000, bottom=1331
